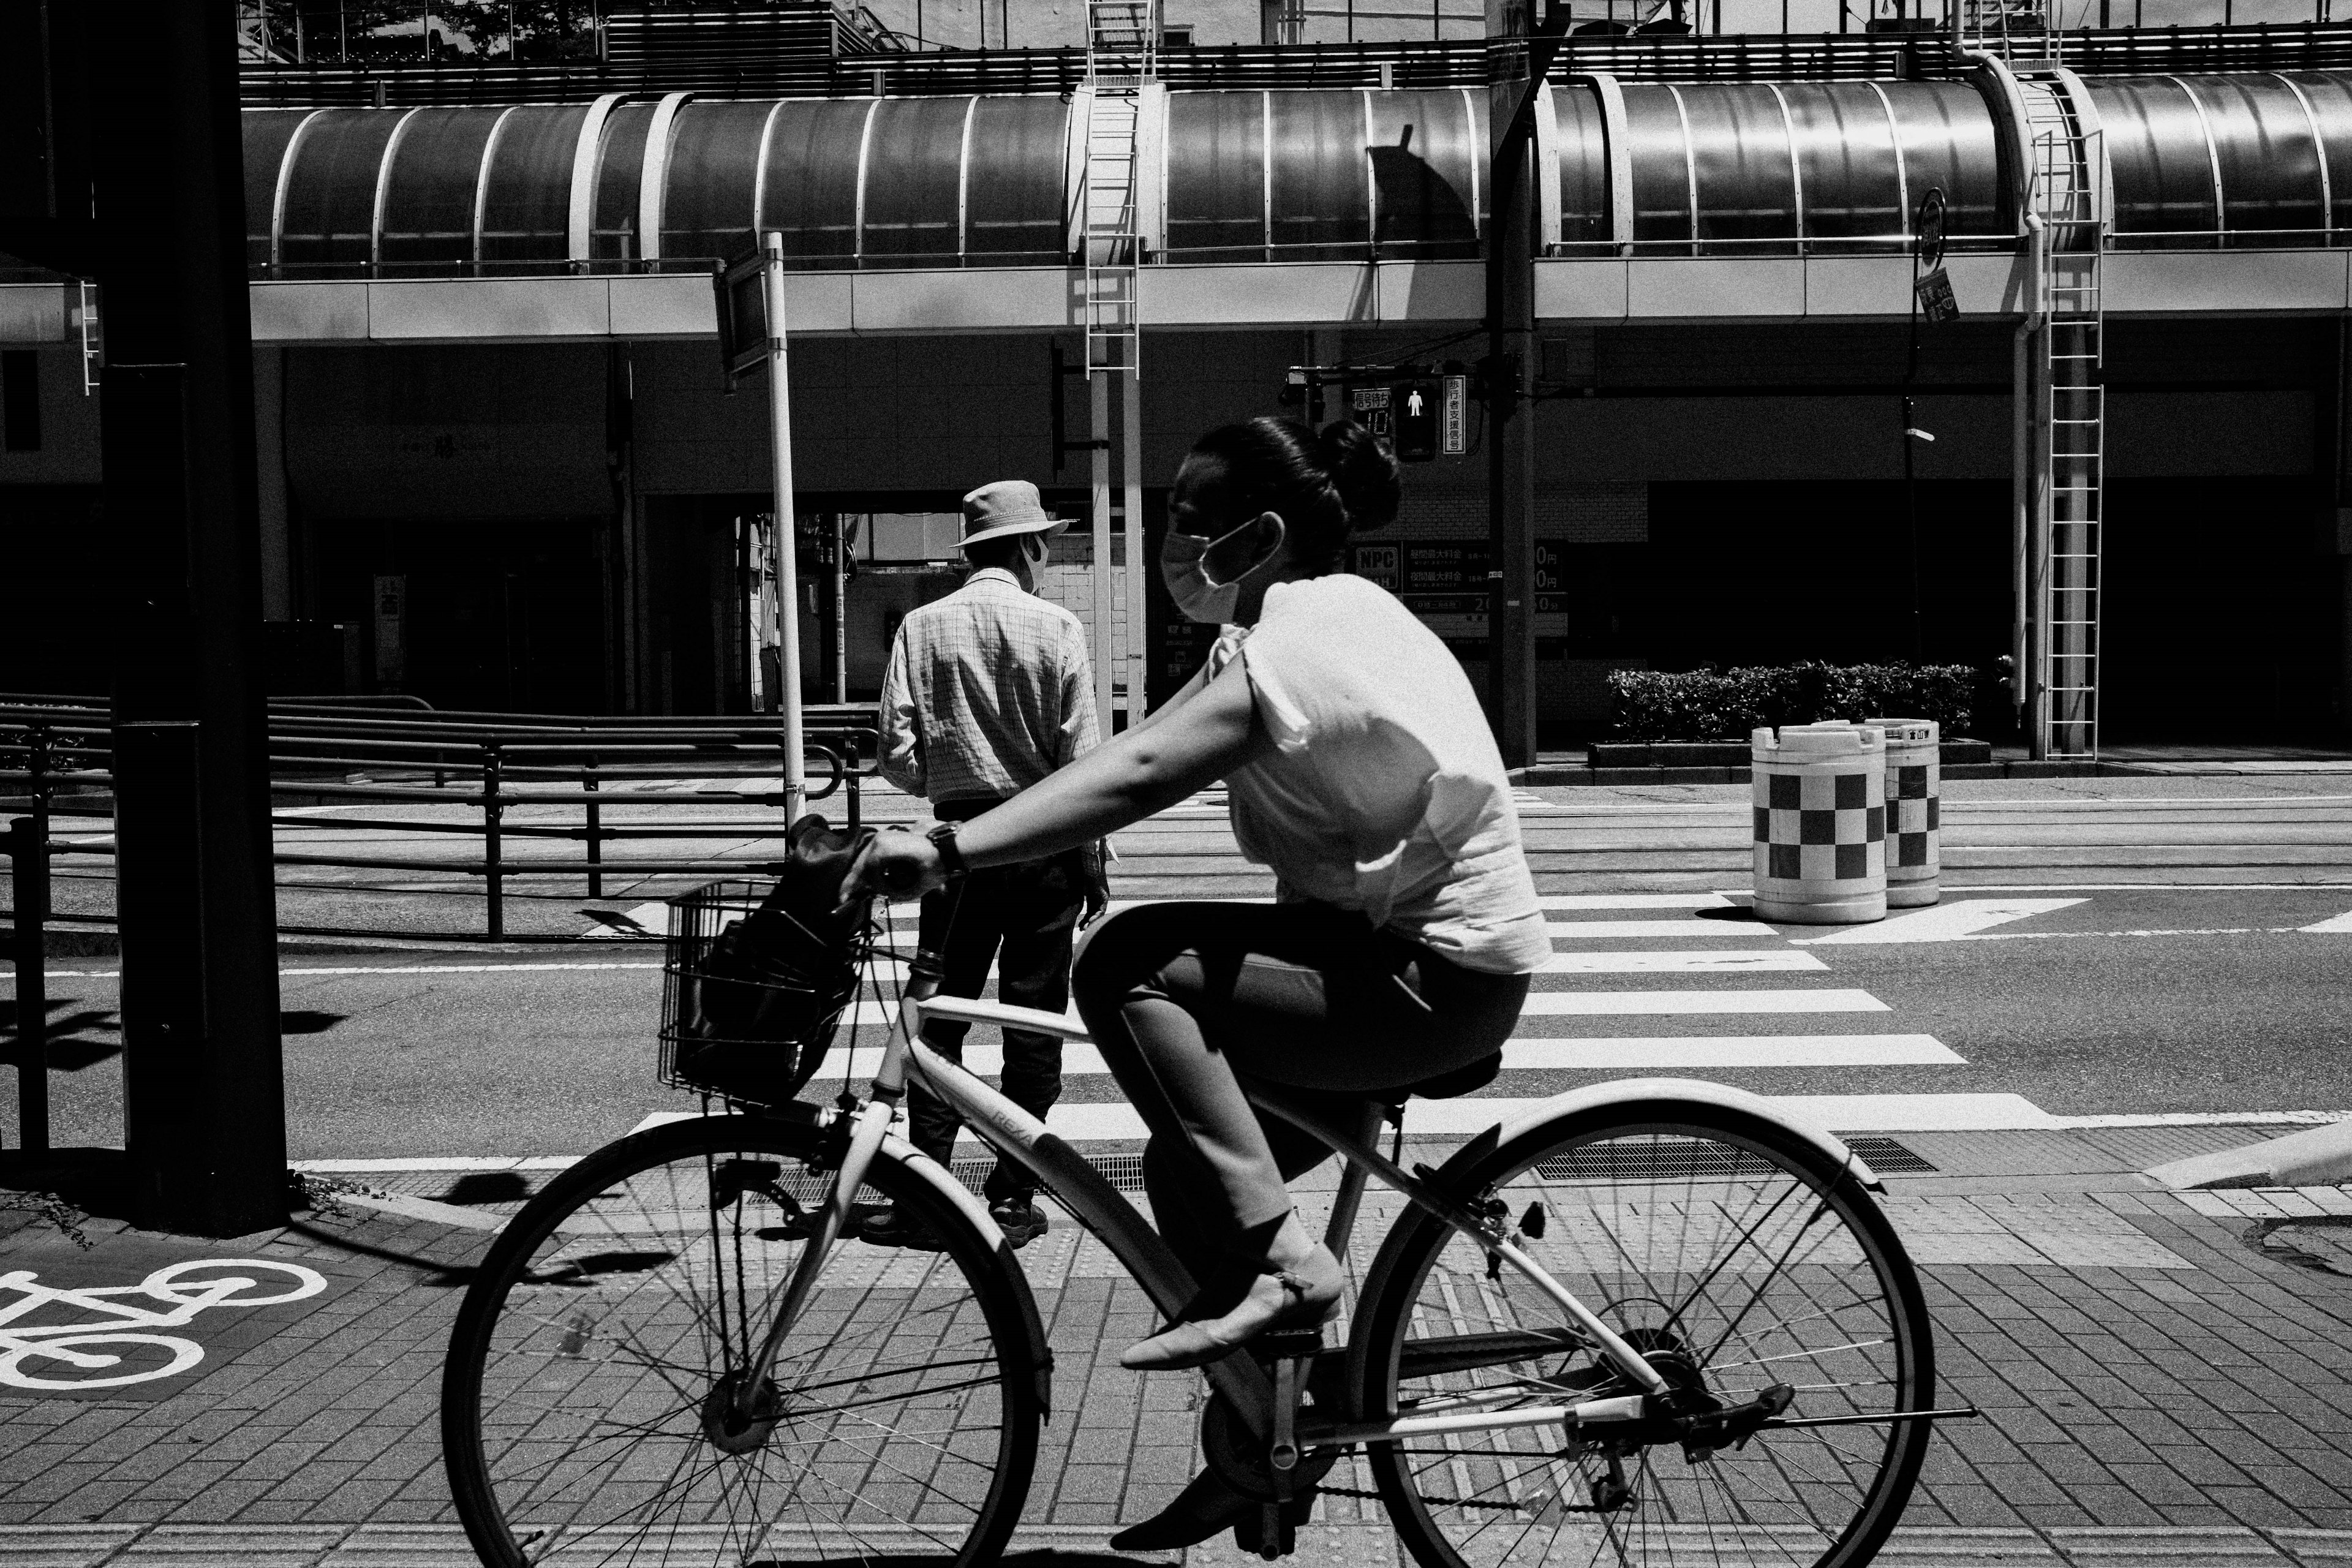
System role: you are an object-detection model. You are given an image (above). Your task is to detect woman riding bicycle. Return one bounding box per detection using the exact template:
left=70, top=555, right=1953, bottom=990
left=853, top=415, right=1551, bottom=1545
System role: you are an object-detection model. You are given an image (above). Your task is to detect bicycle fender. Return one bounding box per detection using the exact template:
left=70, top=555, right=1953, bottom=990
left=880, top=1134, right=1057, bottom=1420
left=1474, top=1079, right=1884, bottom=1192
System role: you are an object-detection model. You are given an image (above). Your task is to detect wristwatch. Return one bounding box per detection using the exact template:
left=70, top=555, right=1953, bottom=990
left=925, top=821, right=970, bottom=880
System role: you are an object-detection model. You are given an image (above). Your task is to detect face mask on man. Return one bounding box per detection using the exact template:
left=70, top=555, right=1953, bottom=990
left=1160, top=516, right=1284, bottom=625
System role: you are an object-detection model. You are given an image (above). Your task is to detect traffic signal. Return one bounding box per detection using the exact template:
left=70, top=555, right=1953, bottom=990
left=1393, top=379, right=1440, bottom=462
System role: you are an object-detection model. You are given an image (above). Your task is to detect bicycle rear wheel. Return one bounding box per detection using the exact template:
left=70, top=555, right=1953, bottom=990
left=1352, top=1102, right=1934, bottom=1568
left=442, top=1114, right=1042, bottom=1567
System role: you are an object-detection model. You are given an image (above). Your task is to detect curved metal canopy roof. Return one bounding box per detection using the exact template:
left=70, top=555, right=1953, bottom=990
left=241, top=72, right=2352, bottom=279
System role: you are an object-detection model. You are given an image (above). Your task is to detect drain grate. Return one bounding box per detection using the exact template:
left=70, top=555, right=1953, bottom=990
left=951, top=1155, right=1149, bottom=1196
left=1532, top=1133, right=1936, bottom=1183
left=1536, top=1139, right=1784, bottom=1183
left=1845, top=1136, right=1937, bottom=1174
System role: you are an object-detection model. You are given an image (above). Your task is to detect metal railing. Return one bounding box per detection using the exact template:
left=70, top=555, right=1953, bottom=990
left=0, top=696, right=884, bottom=946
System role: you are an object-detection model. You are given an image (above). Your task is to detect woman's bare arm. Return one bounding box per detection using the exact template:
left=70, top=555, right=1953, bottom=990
left=848, top=658, right=1265, bottom=898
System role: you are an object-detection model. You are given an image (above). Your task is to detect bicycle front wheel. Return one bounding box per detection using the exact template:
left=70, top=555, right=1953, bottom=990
left=1352, top=1101, right=1934, bottom=1568
left=442, top=1114, right=1042, bottom=1568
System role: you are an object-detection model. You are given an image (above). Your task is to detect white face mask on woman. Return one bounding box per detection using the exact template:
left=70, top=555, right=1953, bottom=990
left=1160, top=516, right=1284, bottom=625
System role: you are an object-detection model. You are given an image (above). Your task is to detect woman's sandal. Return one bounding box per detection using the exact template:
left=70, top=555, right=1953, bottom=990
left=1119, top=1243, right=1344, bottom=1371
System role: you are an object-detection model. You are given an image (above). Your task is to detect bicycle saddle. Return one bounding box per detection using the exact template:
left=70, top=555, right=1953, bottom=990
left=1399, top=1054, right=1502, bottom=1101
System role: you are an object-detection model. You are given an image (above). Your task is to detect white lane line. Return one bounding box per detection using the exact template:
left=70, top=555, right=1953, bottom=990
left=1522, top=988, right=1887, bottom=1016
left=1500, top=1035, right=1962, bottom=1069
left=1539, top=894, right=1734, bottom=910
left=2300, top=909, right=2352, bottom=932
left=37, top=961, right=671, bottom=980
left=1543, top=949, right=1828, bottom=974
left=1794, top=898, right=2086, bottom=946
left=1547, top=919, right=1777, bottom=940
left=296, top=1108, right=2352, bottom=1171
left=291, top=1155, right=582, bottom=1172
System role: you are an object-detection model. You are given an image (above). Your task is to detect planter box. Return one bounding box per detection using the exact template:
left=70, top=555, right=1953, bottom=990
left=1589, top=739, right=1991, bottom=769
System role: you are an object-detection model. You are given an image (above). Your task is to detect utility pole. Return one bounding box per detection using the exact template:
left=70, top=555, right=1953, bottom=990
left=0, top=3, right=288, bottom=1232
left=1485, top=1, right=1569, bottom=771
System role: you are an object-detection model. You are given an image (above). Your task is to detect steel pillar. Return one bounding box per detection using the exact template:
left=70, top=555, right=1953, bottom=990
left=96, top=3, right=287, bottom=1236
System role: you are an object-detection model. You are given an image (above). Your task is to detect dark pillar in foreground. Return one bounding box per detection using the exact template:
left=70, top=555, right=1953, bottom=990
left=100, top=4, right=287, bottom=1235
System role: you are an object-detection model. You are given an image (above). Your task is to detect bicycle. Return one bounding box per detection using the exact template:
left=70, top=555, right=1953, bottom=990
left=0, top=1258, right=328, bottom=1391
left=442, top=875, right=1967, bottom=1568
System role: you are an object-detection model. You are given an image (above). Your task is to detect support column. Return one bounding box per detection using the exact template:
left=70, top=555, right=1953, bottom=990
left=1484, top=16, right=1551, bottom=770
left=1091, top=370, right=1115, bottom=732
left=1121, top=369, right=1145, bottom=728
left=252, top=347, right=293, bottom=622
left=100, top=1, right=287, bottom=1235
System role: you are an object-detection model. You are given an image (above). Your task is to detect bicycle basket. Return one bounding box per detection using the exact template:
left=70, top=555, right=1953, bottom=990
left=658, top=878, right=870, bottom=1106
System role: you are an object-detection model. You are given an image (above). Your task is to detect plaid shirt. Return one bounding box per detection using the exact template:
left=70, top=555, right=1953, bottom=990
left=878, top=567, right=1099, bottom=805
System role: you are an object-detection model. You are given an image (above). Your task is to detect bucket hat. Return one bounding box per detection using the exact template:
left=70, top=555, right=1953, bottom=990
left=959, top=480, right=1069, bottom=547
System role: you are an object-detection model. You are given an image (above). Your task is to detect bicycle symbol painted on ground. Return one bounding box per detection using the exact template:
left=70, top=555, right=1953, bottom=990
left=0, top=1259, right=329, bottom=1391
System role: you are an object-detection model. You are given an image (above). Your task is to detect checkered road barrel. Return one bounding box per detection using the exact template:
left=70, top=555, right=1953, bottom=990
left=1751, top=722, right=1887, bottom=925
left=1863, top=717, right=1940, bottom=908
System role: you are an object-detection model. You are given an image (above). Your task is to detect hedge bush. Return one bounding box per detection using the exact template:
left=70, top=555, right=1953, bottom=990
left=1607, top=662, right=1977, bottom=744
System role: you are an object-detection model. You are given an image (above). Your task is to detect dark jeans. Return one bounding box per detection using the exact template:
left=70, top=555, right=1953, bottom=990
left=908, top=799, right=1087, bottom=1204
left=1071, top=900, right=1528, bottom=1296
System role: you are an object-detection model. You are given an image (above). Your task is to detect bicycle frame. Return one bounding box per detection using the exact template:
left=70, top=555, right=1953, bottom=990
left=736, top=968, right=1679, bottom=1452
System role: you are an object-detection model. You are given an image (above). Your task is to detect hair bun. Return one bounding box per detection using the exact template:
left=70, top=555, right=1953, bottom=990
left=1316, top=420, right=1403, bottom=533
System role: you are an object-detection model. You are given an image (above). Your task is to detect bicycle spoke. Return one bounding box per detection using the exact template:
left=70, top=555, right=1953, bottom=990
left=454, top=1124, right=1031, bottom=1566
left=1373, top=1115, right=1930, bottom=1568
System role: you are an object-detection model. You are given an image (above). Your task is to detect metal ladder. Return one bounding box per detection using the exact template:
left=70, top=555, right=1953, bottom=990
left=1954, top=0, right=2055, bottom=62
left=2018, top=70, right=2105, bottom=759
left=1084, top=0, right=1154, bottom=375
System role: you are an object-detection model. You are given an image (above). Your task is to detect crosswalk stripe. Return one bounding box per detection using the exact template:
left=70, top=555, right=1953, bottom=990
left=1500, top=1034, right=1961, bottom=1069
left=813, top=1029, right=1953, bottom=1080
left=1542, top=949, right=1827, bottom=974
left=963, top=1090, right=2059, bottom=1142
left=1544, top=919, right=1777, bottom=940
left=1521, top=988, right=1885, bottom=1015
left=845, top=980, right=1888, bottom=1028
left=1538, top=894, right=1733, bottom=910
left=1795, top=898, right=2087, bottom=946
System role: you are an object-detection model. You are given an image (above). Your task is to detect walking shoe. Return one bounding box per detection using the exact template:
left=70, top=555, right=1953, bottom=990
left=1107, top=1466, right=1257, bottom=1551
left=856, top=1204, right=946, bottom=1251
left=989, top=1196, right=1049, bottom=1248
left=1120, top=1242, right=1344, bottom=1371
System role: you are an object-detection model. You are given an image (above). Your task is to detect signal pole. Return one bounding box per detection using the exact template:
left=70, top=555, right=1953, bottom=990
left=1485, top=2, right=1569, bottom=770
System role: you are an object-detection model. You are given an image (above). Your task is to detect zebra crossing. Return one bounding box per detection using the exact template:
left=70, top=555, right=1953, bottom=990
left=880, top=891, right=2061, bottom=1143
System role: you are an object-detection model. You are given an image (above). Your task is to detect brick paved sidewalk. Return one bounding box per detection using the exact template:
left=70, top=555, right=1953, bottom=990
left=3, top=1130, right=2350, bottom=1566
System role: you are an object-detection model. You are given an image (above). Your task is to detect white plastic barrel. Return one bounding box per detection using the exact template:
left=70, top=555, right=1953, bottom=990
left=1863, top=717, right=1940, bottom=908
left=1751, top=722, right=1887, bottom=925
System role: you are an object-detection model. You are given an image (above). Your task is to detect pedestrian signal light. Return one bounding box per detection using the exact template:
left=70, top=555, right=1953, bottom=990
left=1393, top=379, right=1441, bottom=462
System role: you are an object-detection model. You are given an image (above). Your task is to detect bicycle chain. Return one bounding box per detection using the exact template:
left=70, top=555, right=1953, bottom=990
left=1312, top=1483, right=1602, bottom=1514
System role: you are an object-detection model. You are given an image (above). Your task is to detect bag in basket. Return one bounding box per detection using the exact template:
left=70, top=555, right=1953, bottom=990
left=676, top=814, right=875, bottom=1104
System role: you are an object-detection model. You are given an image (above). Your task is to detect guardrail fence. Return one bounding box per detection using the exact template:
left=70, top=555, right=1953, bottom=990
left=0, top=695, right=883, bottom=945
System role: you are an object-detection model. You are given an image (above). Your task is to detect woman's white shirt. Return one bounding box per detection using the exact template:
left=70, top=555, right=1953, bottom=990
left=1218, top=573, right=1553, bottom=976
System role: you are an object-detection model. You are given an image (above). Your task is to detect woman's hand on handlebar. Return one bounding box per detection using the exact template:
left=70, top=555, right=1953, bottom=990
left=843, top=824, right=949, bottom=905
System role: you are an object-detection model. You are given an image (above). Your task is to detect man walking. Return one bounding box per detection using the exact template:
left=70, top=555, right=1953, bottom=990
left=866, top=480, right=1102, bottom=1248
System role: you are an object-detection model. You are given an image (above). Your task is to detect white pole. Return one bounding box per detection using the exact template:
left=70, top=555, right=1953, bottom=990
left=833, top=511, right=848, bottom=703
left=763, top=232, right=805, bottom=821
left=1121, top=369, right=1145, bottom=725
left=1091, top=369, right=1115, bottom=736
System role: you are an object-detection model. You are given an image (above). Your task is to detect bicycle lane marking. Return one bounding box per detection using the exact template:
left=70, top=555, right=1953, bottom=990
left=0, top=1233, right=357, bottom=1403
